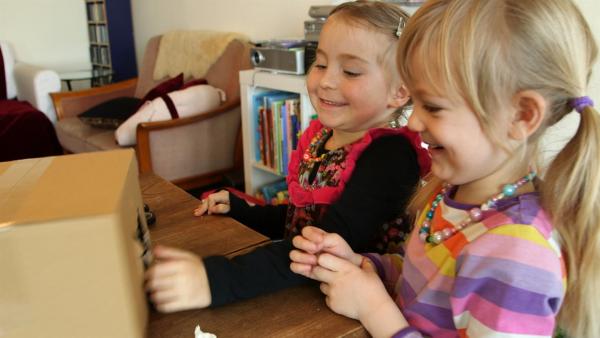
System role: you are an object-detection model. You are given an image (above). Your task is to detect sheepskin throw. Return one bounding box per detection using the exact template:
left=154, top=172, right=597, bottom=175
left=153, top=30, right=248, bottom=80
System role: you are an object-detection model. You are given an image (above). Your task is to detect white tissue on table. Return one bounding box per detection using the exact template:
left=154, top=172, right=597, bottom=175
left=194, top=325, right=217, bottom=338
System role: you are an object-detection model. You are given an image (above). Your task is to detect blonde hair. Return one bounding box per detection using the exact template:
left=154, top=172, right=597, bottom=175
left=397, top=1, right=599, bottom=336
left=328, top=0, right=411, bottom=120
left=328, top=1, right=409, bottom=79
left=330, top=0, right=408, bottom=40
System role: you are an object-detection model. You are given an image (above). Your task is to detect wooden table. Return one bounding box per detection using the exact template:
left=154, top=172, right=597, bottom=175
left=140, top=173, right=269, bottom=257
left=140, top=173, right=368, bottom=337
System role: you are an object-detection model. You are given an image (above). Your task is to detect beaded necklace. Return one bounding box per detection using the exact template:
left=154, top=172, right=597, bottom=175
left=419, top=171, right=536, bottom=244
left=302, top=127, right=331, bottom=163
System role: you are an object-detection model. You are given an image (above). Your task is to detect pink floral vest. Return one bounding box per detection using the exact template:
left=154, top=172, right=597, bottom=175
left=284, top=120, right=429, bottom=252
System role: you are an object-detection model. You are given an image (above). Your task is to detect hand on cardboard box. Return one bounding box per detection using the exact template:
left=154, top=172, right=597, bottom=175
left=144, top=245, right=211, bottom=312
left=193, top=190, right=231, bottom=216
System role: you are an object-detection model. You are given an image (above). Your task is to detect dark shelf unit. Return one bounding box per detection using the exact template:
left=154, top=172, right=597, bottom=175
left=85, top=0, right=137, bottom=84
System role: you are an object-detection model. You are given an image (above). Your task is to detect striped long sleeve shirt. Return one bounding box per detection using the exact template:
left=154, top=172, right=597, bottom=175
left=365, top=186, right=565, bottom=337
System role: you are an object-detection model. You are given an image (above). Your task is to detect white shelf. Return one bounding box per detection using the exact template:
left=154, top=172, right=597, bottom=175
left=239, top=69, right=315, bottom=195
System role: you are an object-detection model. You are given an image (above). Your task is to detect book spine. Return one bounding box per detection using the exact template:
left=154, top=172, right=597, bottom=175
left=264, top=96, right=273, bottom=168
left=281, top=102, right=289, bottom=176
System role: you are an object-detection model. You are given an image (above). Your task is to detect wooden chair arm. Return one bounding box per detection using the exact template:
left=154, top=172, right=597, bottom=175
left=51, top=78, right=138, bottom=120
left=135, top=98, right=241, bottom=174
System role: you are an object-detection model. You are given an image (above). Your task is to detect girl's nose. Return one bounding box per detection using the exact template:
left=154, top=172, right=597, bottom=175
left=407, top=110, right=424, bottom=132
left=319, top=68, right=337, bottom=90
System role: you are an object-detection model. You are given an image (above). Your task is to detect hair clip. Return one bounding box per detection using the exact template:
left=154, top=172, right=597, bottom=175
left=395, top=17, right=406, bottom=37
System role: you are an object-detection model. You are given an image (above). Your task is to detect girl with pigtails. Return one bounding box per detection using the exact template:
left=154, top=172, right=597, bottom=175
left=290, top=0, right=600, bottom=337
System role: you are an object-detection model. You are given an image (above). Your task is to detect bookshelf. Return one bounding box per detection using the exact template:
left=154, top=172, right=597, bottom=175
left=239, top=69, right=315, bottom=195
left=85, top=0, right=137, bottom=84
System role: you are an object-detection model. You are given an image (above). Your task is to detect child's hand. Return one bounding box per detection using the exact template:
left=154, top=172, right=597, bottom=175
left=314, top=254, right=394, bottom=322
left=144, top=245, right=211, bottom=312
left=193, top=190, right=230, bottom=216
left=290, top=226, right=362, bottom=279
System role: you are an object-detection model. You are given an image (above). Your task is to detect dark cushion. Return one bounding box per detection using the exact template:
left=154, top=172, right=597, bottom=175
left=140, top=73, right=184, bottom=104
left=79, top=96, right=142, bottom=129
left=79, top=74, right=185, bottom=129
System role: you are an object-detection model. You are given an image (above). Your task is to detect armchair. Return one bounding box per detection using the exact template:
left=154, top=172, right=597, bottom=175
left=51, top=35, right=252, bottom=190
left=0, top=41, right=61, bottom=122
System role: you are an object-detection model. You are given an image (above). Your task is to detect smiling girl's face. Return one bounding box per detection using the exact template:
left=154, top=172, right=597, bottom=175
left=406, top=51, right=523, bottom=199
left=306, top=15, right=403, bottom=144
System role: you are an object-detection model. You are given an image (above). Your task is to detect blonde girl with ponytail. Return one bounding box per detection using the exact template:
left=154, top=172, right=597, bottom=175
left=290, top=0, right=599, bottom=337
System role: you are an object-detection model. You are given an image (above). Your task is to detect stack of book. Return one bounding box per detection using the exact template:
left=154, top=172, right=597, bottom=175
left=253, top=90, right=303, bottom=175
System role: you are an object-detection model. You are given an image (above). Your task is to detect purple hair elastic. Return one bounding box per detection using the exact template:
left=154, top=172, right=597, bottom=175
left=569, top=96, right=594, bottom=113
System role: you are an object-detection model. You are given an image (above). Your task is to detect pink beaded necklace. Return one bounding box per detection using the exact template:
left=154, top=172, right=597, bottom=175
left=419, top=171, right=536, bottom=244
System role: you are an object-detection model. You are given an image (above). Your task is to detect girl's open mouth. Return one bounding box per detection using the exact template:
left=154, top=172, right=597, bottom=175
left=320, top=98, right=346, bottom=107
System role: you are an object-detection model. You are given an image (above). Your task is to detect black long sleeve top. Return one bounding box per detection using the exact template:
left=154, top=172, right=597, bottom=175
left=203, top=134, right=421, bottom=306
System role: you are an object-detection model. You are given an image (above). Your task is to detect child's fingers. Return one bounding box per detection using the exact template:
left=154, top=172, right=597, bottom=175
left=319, top=282, right=330, bottom=296
left=145, top=271, right=175, bottom=292
left=310, top=264, right=336, bottom=283
left=207, top=198, right=217, bottom=215
left=148, top=288, right=178, bottom=305
left=209, top=190, right=230, bottom=204
left=324, top=296, right=333, bottom=311
left=317, top=253, right=353, bottom=273
left=206, top=191, right=230, bottom=215
left=289, top=248, right=318, bottom=265
left=145, top=261, right=184, bottom=280
left=153, top=245, right=196, bottom=260
left=154, top=296, right=202, bottom=313
left=153, top=298, right=182, bottom=313
left=321, top=232, right=346, bottom=250
left=193, top=200, right=208, bottom=216
left=301, top=226, right=326, bottom=243
left=290, top=262, right=313, bottom=277
left=292, top=235, right=320, bottom=254
left=209, top=203, right=230, bottom=214
left=144, top=263, right=163, bottom=281
left=360, top=256, right=376, bottom=272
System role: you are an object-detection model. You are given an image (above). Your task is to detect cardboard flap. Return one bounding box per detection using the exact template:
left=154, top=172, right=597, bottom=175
left=0, top=149, right=137, bottom=228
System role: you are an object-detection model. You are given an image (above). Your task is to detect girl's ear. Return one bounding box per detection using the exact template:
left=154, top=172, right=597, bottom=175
left=509, top=90, right=546, bottom=140
left=388, top=84, right=410, bottom=108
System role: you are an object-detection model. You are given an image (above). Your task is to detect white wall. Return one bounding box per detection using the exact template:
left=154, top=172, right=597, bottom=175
left=130, top=0, right=328, bottom=68
left=0, top=0, right=90, bottom=71
left=578, top=0, right=600, bottom=101
left=130, top=0, right=599, bottom=100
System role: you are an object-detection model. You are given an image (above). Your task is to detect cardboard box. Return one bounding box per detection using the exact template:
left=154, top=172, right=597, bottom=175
left=0, top=149, right=150, bottom=338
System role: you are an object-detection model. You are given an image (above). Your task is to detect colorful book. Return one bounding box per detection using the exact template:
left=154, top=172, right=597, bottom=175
left=252, top=90, right=280, bottom=164
left=286, top=98, right=301, bottom=153
left=262, top=91, right=299, bottom=172
left=258, top=106, right=267, bottom=165
left=280, top=102, right=289, bottom=175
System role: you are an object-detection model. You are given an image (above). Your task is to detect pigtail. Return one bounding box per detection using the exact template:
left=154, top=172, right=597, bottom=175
left=541, top=105, right=600, bottom=338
